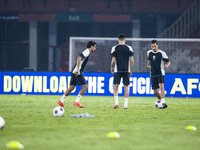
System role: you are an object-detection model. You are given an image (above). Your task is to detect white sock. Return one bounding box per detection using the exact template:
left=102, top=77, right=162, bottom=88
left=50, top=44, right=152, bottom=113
left=124, top=98, right=128, bottom=108
left=114, top=96, right=118, bottom=106
left=60, top=95, right=67, bottom=103
left=75, top=94, right=82, bottom=102
left=161, top=98, right=165, bottom=103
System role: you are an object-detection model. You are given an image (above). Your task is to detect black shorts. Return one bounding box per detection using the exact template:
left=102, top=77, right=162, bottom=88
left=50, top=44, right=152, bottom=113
left=114, top=72, right=130, bottom=86
left=70, top=73, right=87, bottom=86
left=151, top=75, right=165, bottom=90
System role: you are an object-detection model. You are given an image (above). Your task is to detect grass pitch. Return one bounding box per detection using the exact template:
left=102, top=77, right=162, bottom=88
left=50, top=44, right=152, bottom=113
left=0, top=95, right=200, bottom=150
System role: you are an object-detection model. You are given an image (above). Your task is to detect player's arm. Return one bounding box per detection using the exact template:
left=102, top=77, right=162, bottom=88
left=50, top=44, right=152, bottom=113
left=130, top=56, right=134, bottom=76
left=164, top=61, right=170, bottom=69
left=147, top=60, right=151, bottom=69
left=111, top=57, right=116, bottom=74
left=74, top=56, right=82, bottom=75
left=162, top=51, right=170, bottom=69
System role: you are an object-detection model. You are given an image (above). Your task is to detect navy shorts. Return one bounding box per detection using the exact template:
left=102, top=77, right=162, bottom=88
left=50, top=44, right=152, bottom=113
left=151, top=75, right=165, bottom=90
left=70, top=73, right=87, bottom=86
left=114, top=72, right=130, bottom=86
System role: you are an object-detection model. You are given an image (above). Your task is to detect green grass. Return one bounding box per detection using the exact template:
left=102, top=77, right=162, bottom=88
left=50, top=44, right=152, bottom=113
left=0, top=95, right=200, bottom=150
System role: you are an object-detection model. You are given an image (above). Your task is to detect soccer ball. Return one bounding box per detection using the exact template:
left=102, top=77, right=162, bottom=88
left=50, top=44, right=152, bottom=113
left=53, top=106, right=65, bottom=117
left=155, top=100, right=164, bottom=109
left=0, top=116, right=5, bottom=130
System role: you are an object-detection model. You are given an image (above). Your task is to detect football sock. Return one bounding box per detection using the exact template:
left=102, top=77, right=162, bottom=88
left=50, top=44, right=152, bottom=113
left=75, top=94, right=82, bottom=102
left=114, top=96, right=118, bottom=106
left=161, top=98, right=165, bottom=103
left=60, top=95, right=67, bottom=103
left=124, top=98, right=128, bottom=108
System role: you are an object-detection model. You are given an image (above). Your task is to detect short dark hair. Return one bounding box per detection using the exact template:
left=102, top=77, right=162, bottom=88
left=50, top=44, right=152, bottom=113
left=87, top=41, right=96, bottom=48
left=118, top=33, right=126, bottom=40
left=151, top=40, right=158, bottom=45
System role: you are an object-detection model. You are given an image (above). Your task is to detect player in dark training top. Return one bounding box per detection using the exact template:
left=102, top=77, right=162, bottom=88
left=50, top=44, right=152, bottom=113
left=58, top=41, right=96, bottom=108
left=111, top=34, right=134, bottom=109
left=147, top=40, right=170, bottom=108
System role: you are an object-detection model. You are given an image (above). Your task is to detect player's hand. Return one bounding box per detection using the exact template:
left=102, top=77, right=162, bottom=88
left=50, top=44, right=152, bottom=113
left=147, top=65, right=150, bottom=69
left=164, top=64, right=169, bottom=69
left=74, top=71, right=79, bottom=76
left=130, top=71, right=132, bottom=77
left=111, top=68, right=114, bottom=74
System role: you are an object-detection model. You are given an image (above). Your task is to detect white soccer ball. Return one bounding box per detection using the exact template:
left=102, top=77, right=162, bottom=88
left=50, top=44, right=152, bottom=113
left=53, top=106, right=65, bottom=117
left=0, top=116, right=5, bottom=130
left=155, top=100, right=165, bottom=109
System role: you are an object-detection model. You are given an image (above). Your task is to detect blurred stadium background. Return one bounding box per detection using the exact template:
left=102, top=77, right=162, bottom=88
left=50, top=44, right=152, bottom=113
left=1, top=2, right=200, bottom=149
left=0, top=0, right=200, bottom=73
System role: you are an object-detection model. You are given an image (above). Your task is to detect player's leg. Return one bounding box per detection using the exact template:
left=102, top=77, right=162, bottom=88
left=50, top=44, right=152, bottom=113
left=58, top=85, right=76, bottom=107
left=113, top=84, right=119, bottom=97
left=123, top=72, right=130, bottom=109
left=158, top=75, right=167, bottom=108
left=113, top=84, right=119, bottom=108
left=159, top=83, right=165, bottom=102
left=73, top=74, right=87, bottom=108
left=151, top=76, right=161, bottom=100
left=74, top=84, right=88, bottom=105
left=154, top=89, right=161, bottom=100
left=158, top=75, right=166, bottom=103
left=159, top=83, right=167, bottom=108
left=64, top=85, right=76, bottom=96
left=78, top=84, right=88, bottom=96
left=58, top=74, right=76, bottom=108
left=124, top=85, right=129, bottom=109
left=113, top=73, right=121, bottom=109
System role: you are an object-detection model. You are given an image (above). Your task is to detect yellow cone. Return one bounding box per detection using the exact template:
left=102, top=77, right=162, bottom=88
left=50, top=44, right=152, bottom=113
left=6, top=141, right=24, bottom=149
left=107, top=132, right=120, bottom=138
left=186, top=126, right=197, bottom=131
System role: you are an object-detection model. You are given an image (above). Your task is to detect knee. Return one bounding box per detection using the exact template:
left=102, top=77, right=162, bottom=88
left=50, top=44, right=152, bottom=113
left=160, top=87, right=164, bottom=92
left=114, top=85, right=118, bottom=91
left=159, top=85, right=164, bottom=91
left=83, top=85, right=88, bottom=91
left=69, top=85, right=75, bottom=91
left=114, top=87, right=118, bottom=91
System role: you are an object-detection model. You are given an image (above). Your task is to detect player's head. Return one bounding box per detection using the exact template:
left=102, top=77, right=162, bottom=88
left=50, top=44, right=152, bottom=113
left=151, top=40, right=158, bottom=52
left=118, top=33, right=126, bottom=44
left=87, top=41, right=96, bottom=52
left=151, top=40, right=158, bottom=45
left=118, top=33, right=126, bottom=43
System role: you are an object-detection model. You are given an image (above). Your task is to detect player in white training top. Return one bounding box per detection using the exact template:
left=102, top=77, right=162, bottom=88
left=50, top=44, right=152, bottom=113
left=147, top=40, right=170, bottom=109
left=58, top=41, right=96, bottom=108
left=111, top=33, right=134, bottom=109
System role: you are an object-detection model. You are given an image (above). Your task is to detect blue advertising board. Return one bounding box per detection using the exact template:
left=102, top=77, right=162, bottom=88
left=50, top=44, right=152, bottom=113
left=0, top=72, right=200, bottom=97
